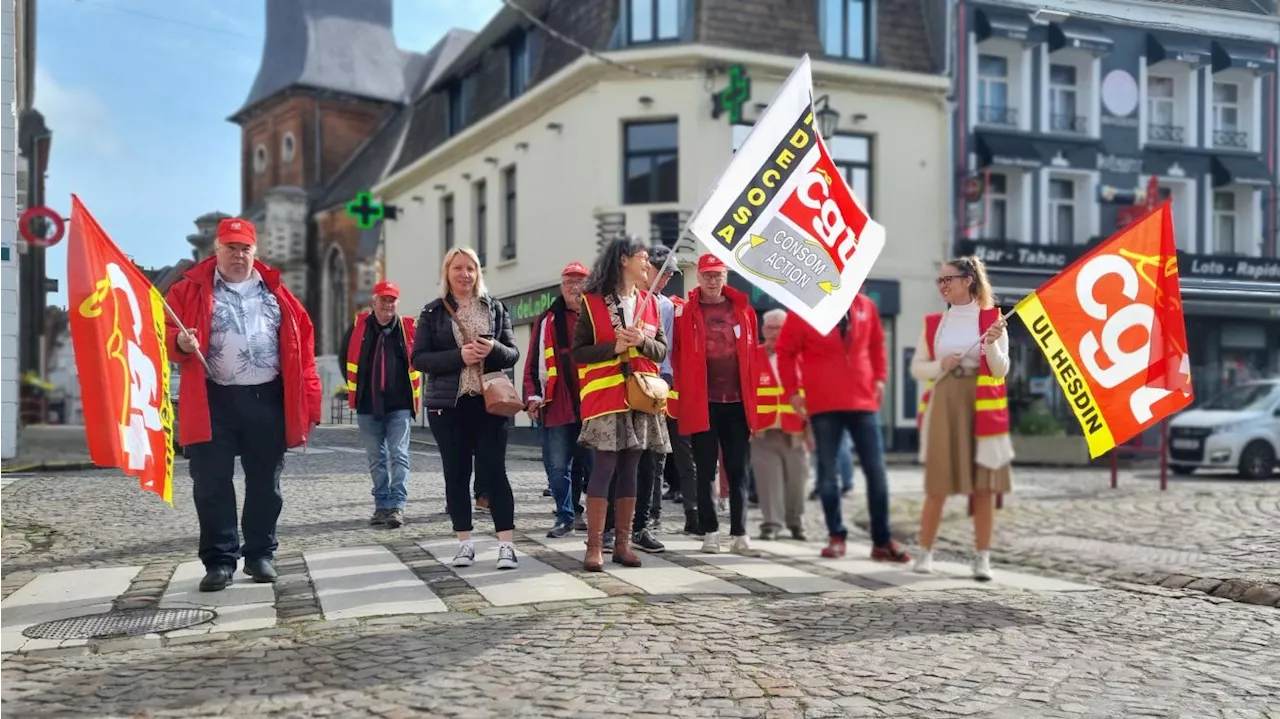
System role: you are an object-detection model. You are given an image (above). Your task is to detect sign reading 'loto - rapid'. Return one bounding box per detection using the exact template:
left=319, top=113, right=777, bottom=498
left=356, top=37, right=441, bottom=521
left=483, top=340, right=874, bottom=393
left=690, top=55, right=885, bottom=335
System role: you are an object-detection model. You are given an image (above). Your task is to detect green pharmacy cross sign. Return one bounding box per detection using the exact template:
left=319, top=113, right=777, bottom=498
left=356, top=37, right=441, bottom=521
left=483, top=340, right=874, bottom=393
left=712, top=64, right=751, bottom=124
left=346, top=191, right=385, bottom=229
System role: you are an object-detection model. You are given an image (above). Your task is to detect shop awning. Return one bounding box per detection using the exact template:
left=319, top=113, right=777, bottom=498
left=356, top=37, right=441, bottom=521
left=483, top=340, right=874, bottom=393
left=1145, top=32, right=1212, bottom=67
left=976, top=131, right=1042, bottom=169
left=1048, top=20, right=1113, bottom=55
left=1211, top=154, right=1272, bottom=187
left=1211, top=41, right=1277, bottom=75
left=1143, top=149, right=1212, bottom=178
left=973, top=6, right=1038, bottom=44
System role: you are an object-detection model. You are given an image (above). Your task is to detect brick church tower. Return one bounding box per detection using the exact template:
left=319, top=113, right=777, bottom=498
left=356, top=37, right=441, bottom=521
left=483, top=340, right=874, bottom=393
left=223, top=0, right=425, bottom=351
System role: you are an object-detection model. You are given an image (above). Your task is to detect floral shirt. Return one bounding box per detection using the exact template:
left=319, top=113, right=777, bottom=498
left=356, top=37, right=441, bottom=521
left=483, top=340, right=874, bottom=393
left=450, top=298, right=491, bottom=397
left=206, top=269, right=282, bottom=386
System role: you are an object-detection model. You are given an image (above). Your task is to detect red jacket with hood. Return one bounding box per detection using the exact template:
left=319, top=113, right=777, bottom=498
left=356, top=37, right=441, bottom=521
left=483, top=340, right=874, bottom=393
left=777, top=292, right=885, bottom=416
left=672, top=284, right=759, bottom=435
left=164, top=257, right=322, bottom=448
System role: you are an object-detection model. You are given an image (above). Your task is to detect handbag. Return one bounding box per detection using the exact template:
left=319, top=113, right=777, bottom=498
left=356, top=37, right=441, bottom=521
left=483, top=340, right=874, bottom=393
left=615, top=295, right=669, bottom=415
left=442, top=299, right=523, bottom=417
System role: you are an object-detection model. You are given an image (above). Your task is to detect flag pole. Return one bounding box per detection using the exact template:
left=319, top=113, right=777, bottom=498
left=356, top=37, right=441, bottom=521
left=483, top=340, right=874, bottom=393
left=160, top=300, right=211, bottom=374
left=930, top=306, right=1018, bottom=385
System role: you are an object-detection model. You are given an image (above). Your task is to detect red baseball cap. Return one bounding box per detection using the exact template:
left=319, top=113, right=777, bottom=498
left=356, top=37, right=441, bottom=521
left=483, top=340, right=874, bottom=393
left=217, top=218, right=256, bottom=246
left=561, top=261, right=589, bottom=277
left=372, top=280, right=400, bottom=299
left=697, top=253, right=728, bottom=273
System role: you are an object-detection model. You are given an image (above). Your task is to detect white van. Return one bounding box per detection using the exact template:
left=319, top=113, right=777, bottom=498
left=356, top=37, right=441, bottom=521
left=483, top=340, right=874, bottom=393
left=1168, top=379, right=1280, bottom=479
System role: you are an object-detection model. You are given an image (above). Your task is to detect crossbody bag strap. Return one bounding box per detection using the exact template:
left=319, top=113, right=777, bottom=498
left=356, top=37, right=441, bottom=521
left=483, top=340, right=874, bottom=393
left=442, top=297, right=471, bottom=345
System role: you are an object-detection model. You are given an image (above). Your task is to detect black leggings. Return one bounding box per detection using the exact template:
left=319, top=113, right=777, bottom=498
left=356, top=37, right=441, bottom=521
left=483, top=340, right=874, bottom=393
left=427, top=395, right=515, bottom=533
left=588, top=449, right=641, bottom=499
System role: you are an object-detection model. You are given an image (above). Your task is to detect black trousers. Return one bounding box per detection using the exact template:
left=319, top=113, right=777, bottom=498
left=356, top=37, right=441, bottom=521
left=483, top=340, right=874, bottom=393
left=428, top=395, right=516, bottom=533
left=188, top=379, right=286, bottom=570
left=635, top=450, right=665, bottom=533
left=666, top=416, right=697, bottom=519
left=691, top=402, right=751, bottom=537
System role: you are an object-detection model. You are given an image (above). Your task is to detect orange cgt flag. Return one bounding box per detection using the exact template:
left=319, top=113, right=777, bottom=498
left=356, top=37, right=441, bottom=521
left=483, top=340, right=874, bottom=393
left=67, top=196, right=175, bottom=504
left=1013, top=201, right=1193, bottom=458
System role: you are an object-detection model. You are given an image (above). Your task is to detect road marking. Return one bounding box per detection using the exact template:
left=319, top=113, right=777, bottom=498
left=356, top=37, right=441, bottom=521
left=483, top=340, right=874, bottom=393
left=663, top=538, right=865, bottom=594
left=1, top=566, right=141, bottom=653
left=529, top=535, right=750, bottom=595
left=304, top=546, right=447, bottom=620
left=160, top=561, right=276, bottom=635
left=420, top=537, right=606, bottom=606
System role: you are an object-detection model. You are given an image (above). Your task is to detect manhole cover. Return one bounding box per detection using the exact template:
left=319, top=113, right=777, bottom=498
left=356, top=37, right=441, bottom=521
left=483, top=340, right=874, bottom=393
left=23, top=608, right=215, bottom=640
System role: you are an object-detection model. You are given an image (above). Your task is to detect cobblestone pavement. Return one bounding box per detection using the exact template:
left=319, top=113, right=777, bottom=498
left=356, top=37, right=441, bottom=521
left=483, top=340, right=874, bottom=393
left=2, top=427, right=1279, bottom=717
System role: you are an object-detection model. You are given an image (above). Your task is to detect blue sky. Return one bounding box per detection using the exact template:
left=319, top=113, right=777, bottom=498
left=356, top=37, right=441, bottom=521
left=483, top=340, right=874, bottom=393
left=37, top=0, right=501, bottom=306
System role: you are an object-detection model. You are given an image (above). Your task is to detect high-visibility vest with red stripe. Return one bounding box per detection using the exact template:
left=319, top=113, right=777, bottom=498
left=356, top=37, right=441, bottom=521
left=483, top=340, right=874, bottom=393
left=345, top=313, right=422, bottom=412
left=578, top=292, right=662, bottom=421
left=665, top=295, right=687, bottom=420
left=916, top=309, right=1009, bottom=437
left=754, top=347, right=805, bottom=434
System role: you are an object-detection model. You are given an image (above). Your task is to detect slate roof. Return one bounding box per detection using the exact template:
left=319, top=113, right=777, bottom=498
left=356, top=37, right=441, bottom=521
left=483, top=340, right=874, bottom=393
left=231, top=0, right=427, bottom=120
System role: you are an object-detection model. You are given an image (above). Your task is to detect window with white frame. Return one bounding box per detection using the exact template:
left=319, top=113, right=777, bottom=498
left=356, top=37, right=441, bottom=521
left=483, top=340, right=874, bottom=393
left=984, top=173, right=1009, bottom=239
left=1213, top=82, right=1245, bottom=149
left=1048, top=65, right=1081, bottom=133
left=978, top=55, right=1014, bottom=126
left=1048, top=178, right=1076, bottom=246
left=1213, top=191, right=1237, bottom=254
left=734, top=125, right=873, bottom=211
left=1147, top=76, right=1180, bottom=143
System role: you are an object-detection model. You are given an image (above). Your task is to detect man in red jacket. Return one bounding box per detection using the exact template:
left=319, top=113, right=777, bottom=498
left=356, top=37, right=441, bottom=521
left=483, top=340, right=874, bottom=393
left=165, top=218, right=321, bottom=592
left=776, top=290, right=909, bottom=562
left=673, top=254, right=760, bottom=556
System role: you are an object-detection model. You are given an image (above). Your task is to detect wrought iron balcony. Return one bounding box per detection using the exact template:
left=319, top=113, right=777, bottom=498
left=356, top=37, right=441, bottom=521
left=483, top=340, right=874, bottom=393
left=1050, top=114, right=1089, bottom=133
left=1213, top=130, right=1249, bottom=149
left=1147, top=124, right=1185, bottom=144
left=978, top=105, right=1018, bottom=126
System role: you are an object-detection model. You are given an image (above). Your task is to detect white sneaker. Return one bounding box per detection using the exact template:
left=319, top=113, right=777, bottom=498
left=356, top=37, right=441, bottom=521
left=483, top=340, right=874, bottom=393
left=730, top=535, right=761, bottom=558
left=496, top=542, right=518, bottom=570
left=913, top=550, right=934, bottom=574
left=701, top=532, right=720, bottom=554
left=452, top=541, right=476, bottom=567
left=972, top=551, right=992, bottom=582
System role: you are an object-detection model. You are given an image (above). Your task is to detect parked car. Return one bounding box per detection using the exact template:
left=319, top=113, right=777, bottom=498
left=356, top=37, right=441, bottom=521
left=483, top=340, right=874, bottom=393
left=1168, top=379, right=1280, bottom=479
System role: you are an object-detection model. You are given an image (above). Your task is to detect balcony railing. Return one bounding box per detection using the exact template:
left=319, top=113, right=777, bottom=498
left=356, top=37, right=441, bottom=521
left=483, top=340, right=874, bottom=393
left=1049, top=114, right=1088, bottom=133
left=1148, top=124, right=1185, bottom=144
left=650, top=210, right=689, bottom=248
left=978, top=105, right=1018, bottom=126
left=1213, top=130, right=1249, bottom=149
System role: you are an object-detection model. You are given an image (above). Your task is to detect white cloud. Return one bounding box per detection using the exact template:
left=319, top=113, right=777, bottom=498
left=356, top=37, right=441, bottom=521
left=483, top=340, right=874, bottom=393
left=34, top=66, right=125, bottom=161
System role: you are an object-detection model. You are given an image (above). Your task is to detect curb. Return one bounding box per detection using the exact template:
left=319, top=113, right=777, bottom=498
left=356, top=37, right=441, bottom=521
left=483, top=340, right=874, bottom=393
left=1, top=460, right=99, bottom=475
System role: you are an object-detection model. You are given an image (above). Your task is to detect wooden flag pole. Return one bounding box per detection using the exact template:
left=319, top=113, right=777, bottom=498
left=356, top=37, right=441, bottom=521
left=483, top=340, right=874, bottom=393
left=160, top=300, right=211, bottom=374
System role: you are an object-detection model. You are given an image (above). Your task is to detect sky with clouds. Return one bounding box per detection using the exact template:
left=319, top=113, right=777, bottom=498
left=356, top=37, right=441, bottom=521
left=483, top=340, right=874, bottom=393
left=36, top=0, right=502, bottom=306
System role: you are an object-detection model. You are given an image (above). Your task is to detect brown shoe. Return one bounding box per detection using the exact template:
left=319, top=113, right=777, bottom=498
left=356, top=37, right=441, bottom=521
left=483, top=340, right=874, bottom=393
left=583, top=497, right=608, bottom=572
left=611, top=497, right=642, bottom=568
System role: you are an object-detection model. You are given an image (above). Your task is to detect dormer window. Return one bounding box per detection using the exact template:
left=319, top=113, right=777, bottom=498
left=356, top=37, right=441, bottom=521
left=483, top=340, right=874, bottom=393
left=818, top=0, right=871, bottom=62
left=627, top=0, right=682, bottom=45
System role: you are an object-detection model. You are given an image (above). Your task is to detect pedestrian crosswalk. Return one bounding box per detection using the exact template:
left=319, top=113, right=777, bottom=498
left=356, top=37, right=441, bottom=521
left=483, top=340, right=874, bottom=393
left=0, top=534, right=1096, bottom=654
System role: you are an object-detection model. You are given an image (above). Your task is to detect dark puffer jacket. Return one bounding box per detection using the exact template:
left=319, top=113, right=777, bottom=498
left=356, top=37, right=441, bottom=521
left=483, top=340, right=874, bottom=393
left=411, top=294, right=519, bottom=410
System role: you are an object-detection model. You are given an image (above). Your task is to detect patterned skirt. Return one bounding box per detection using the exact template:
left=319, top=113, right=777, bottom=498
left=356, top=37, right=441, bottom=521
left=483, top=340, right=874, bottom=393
left=578, top=410, right=671, bottom=454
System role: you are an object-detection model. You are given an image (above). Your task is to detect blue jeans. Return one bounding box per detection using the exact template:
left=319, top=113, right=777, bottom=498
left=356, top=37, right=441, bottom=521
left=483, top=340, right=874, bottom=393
left=542, top=422, right=592, bottom=526
left=357, top=410, right=413, bottom=510
left=812, top=431, right=855, bottom=492
left=811, top=411, right=892, bottom=545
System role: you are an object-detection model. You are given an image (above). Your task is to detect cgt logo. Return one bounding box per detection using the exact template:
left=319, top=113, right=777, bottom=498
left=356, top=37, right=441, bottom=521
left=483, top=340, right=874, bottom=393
left=777, top=144, right=868, bottom=274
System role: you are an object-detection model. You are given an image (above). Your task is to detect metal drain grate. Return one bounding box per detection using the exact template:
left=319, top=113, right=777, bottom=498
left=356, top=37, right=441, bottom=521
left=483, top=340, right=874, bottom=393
left=23, top=608, right=215, bottom=640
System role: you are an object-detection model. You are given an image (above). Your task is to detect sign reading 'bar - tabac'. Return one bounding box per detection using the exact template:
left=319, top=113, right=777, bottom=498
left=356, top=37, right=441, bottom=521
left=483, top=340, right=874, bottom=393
left=956, top=239, right=1280, bottom=283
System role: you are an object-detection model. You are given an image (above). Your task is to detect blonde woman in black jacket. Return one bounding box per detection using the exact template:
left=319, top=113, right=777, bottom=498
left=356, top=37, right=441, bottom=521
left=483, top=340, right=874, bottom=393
left=412, top=247, right=521, bottom=571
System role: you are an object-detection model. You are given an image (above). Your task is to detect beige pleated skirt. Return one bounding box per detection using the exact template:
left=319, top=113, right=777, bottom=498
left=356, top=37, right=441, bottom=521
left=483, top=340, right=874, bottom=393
left=924, top=374, right=1013, bottom=496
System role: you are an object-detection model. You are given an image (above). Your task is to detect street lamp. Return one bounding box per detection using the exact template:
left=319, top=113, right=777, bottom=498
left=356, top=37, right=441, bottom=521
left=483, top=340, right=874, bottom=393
left=814, top=95, right=840, bottom=138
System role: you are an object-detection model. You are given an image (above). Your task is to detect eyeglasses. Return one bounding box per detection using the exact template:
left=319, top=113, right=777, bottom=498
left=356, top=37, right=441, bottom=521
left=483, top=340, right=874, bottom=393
left=936, top=275, right=966, bottom=287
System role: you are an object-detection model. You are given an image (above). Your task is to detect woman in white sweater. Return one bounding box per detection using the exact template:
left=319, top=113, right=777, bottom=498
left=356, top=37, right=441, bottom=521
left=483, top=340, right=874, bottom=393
left=909, top=256, right=1012, bottom=581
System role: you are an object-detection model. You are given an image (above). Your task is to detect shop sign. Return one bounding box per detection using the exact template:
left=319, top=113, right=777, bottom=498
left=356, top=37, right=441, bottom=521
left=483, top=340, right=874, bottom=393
left=1097, top=154, right=1143, bottom=174
left=955, top=238, right=1280, bottom=283
left=711, top=64, right=751, bottom=125
left=503, top=284, right=560, bottom=326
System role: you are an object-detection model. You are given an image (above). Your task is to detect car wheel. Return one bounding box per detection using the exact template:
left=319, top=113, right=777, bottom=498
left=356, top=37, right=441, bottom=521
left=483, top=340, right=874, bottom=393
left=1238, top=441, right=1277, bottom=480
left=1170, top=464, right=1194, bottom=476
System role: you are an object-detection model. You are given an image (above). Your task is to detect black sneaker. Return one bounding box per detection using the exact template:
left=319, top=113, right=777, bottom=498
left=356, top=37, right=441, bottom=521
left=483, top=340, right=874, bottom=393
left=385, top=509, right=404, bottom=529
left=369, top=508, right=388, bottom=526
left=542, top=488, right=553, bottom=497
left=789, top=526, right=807, bottom=541
left=546, top=522, right=575, bottom=538
left=682, top=516, right=700, bottom=536
left=632, top=529, right=665, bottom=553
left=573, top=512, right=587, bottom=531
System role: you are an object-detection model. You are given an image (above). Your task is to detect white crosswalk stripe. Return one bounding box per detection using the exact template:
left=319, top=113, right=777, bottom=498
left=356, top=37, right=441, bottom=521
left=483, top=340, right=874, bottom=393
left=0, top=536, right=1097, bottom=654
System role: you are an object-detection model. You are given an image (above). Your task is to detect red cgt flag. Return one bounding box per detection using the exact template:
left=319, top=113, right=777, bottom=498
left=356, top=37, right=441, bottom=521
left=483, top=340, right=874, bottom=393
left=67, top=195, right=175, bottom=504
left=1013, top=201, right=1193, bottom=458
